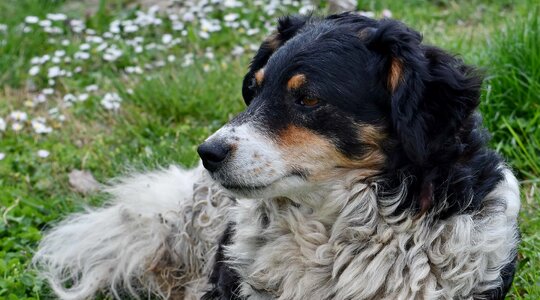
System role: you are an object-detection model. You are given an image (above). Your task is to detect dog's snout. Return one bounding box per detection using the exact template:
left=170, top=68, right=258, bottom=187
left=197, top=140, right=231, bottom=172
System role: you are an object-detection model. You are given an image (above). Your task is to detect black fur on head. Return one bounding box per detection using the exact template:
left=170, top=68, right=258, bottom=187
left=241, top=14, right=310, bottom=104
left=240, top=12, right=503, bottom=218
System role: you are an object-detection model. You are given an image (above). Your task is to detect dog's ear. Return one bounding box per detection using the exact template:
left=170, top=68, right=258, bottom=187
left=363, top=20, right=428, bottom=165
left=364, top=19, right=482, bottom=212
left=242, top=15, right=309, bottom=104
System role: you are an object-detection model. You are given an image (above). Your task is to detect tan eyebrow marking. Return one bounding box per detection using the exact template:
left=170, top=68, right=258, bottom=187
left=255, top=68, right=265, bottom=85
left=287, top=74, right=306, bottom=90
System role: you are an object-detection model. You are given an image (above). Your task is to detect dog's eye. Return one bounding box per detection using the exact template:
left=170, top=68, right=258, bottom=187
left=297, top=97, right=320, bottom=107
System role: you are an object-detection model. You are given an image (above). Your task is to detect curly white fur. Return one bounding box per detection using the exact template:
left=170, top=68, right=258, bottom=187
left=33, top=165, right=234, bottom=299
left=227, top=167, right=520, bottom=300
left=34, top=165, right=520, bottom=300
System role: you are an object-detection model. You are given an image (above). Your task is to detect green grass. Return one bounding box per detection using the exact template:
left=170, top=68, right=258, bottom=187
left=0, top=0, right=538, bottom=299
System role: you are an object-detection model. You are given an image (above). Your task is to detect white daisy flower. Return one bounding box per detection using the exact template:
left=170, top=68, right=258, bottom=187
left=43, top=88, right=54, bottom=95
left=70, top=19, right=85, bottom=33
left=85, top=84, right=98, bottom=92
left=80, top=43, right=91, bottom=51
left=124, top=24, right=139, bottom=33
left=0, top=153, right=5, bottom=160
left=47, top=13, right=67, bottom=21
left=0, top=117, right=6, bottom=131
left=11, top=122, right=23, bottom=132
left=224, top=13, right=239, bottom=22
left=103, top=46, right=122, bottom=61
left=205, top=50, right=215, bottom=60
left=172, top=22, right=185, bottom=31
left=78, top=93, right=89, bottom=101
left=199, top=31, right=210, bottom=39
left=125, top=66, right=143, bottom=74
left=34, top=93, right=47, bottom=103
left=231, top=46, right=245, bottom=57
left=37, top=149, right=50, bottom=158
left=45, top=26, right=63, bottom=34
left=39, top=19, right=52, bottom=28
left=382, top=9, right=393, bottom=18
left=183, top=12, right=195, bottom=22
left=223, top=0, right=242, bottom=8
left=74, top=51, right=90, bottom=60
left=25, top=16, right=39, bottom=24
left=96, top=42, right=108, bottom=52
left=162, top=34, right=173, bottom=44
left=54, top=50, right=66, bottom=57
left=47, top=66, right=62, bottom=78
left=29, top=66, right=40, bottom=76
left=247, top=28, right=260, bottom=36
left=32, top=118, right=52, bottom=134
left=63, top=93, right=77, bottom=103
left=10, top=111, right=28, bottom=121
left=101, top=92, right=122, bottom=110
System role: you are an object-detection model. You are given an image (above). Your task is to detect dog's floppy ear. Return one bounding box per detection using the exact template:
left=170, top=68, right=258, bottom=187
left=242, top=15, right=309, bottom=104
left=364, top=19, right=482, bottom=213
left=363, top=20, right=428, bottom=165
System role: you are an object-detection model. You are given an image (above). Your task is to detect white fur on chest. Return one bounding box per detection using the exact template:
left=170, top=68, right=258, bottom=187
left=226, top=169, right=520, bottom=300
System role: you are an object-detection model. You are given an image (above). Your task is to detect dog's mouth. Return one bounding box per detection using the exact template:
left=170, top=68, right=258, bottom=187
left=221, top=183, right=270, bottom=191
left=213, top=170, right=308, bottom=196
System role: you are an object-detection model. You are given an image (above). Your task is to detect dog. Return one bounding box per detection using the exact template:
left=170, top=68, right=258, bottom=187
left=34, top=13, right=521, bottom=300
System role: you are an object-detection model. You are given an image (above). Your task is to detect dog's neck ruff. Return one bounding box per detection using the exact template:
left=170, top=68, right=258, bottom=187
left=226, top=167, right=520, bottom=299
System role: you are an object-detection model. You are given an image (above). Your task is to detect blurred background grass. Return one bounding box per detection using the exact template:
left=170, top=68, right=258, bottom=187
left=0, top=0, right=538, bottom=299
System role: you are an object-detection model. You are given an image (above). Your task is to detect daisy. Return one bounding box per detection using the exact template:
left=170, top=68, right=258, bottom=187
left=11, top=122, right=23, bottom=132
left=37, top=149, right=50, bottom=158
left=32, top=118, right=53, bottom=134
left=25, top=16, right=39, bottom=24
left=10, top=111, right=27, bottom=121
left=101, top=93, right=122, bottom=110
left=29, top=66, right=40, bottom=76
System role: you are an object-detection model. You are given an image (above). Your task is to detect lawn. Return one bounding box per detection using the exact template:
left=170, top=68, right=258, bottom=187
left=0, top=0, right=538, bottom=299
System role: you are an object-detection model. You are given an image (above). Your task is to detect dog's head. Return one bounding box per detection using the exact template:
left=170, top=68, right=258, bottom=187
left=198, top=13, right=484, bottom=208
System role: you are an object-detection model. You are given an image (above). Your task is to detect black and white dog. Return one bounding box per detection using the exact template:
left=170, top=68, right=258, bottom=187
left=34, top=13, right=521, bottom=300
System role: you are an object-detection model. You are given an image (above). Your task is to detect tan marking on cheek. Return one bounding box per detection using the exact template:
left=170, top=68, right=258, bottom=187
left=277, top=125, right=387, bottom=181
left=388, top=58, right=403, bottom=92
left=340, top=124, right=387, bottom=170
left=287, top=74, right=306, bottom=90
left=277, top=125, right=347, bottom=171
left=255, top=68, right=265, bottom=85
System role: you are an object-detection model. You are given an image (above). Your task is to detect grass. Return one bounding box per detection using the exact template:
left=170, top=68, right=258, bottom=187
left=0, top=0, right=538, bottom=299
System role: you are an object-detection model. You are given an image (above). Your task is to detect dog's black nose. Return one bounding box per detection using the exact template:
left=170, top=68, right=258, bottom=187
left=197, top=141, right=231, bottom=172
